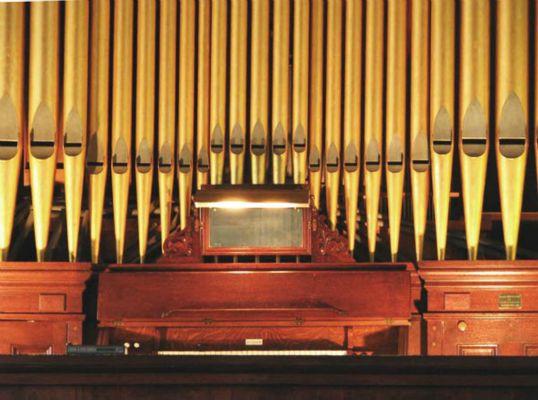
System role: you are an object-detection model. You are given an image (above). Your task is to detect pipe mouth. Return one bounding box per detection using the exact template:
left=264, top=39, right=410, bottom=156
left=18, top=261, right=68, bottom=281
left=432, top=107, right=453, bottom=155
left=411, top=133, right=429, bottom=172
left=293, top=124, right=307, bottom=153
left=498, top=93, right=527, bottom=159
left=462, top=100, right=488, bottom=157
left=210, top=125, right=225, bottom=154
left=308, top=146, right=321, bottom=172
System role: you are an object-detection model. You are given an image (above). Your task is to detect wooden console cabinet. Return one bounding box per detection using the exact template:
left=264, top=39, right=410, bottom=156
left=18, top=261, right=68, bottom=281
left=0, top=262, right=91, bottom=355
left=420, top=261, right=538, bottom=356
left=97, top=263, right=413, bottom=355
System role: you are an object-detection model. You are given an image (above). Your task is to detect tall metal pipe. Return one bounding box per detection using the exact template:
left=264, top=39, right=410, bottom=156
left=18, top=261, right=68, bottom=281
left=111, top=0, right=134, bottom=263
left=309, top=0, right=324, bottom=208
left=430, top=0, right=455, bottom=260
left=250, top=0, right=269, bottom=184
left=495, top=0, right=528, bottom=260
left=88, top=0, right=110, bottom=264
left=197, top=0, right=210, bottom=190
left=0, top=3, right=24, bottom=261
left=343, top=0, right=362, bottom=251
left=410, top=0, right=430, bottom=261
left=229, top=0, right=247, bottom=185
left=385, top=0, right=406, bottom=261
left=135, top=0, right=156, bottom=262
left=178, top=0, right=195, bottom=229
left=364, top=0, right=384, bottom=258
left=158, top=0, right=177, bottom=249
left=325, top=0, right=343, bottom=230
left=292, top=0, right=309, bottom=185
left=459, top=0, right=489, bottom=260
left=63, top=0, right=89, bottom=262
left=272, top=0, right=290, bottom=184
left=28, top=2, right=59, bottom=262
left=209, top=0, right=227, bottom=185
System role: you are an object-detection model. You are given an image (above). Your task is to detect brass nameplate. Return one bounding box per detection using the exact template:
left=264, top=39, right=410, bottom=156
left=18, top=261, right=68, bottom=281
left=499, top=294, right=522, bottom=309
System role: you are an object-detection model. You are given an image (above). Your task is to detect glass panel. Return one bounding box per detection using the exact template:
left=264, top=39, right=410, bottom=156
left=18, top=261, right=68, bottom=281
left=208, top=208, right=304, bottom=249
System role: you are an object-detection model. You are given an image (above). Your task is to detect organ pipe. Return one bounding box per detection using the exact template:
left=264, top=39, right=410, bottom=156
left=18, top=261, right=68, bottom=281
left=325, top=0, right=343, bottom=230
left=430, top=0, right=455, bottom=261
left=385, top=0, right=406, bottom=262
left=63, top=0, right=89, bottom=262
left=364, top=0, right=384, bottom=258
left=343, top=0, right=362, bottom=252
left=209, top=0, right=227, bottom=185
left=495, top=0, right=528, bottom=260
left=0, top=3, right=24, bottom=261
left=178, top=0, right=196, bottom=230
left=28, top=2, right=59, bottom=262
left=309, top=0, right=323, bottom=209
left=292, top=0, right=309, bottom=185
left=272, top=0, right=290, bottom=184
left=229, top=0, right=247, bottom=185
left=459, top=0, right=489, bottom=260
left=196, top=0, right=210, bottom=189
left=410, top=0, right=430, bottom=261
left=250, top=0, right=269, bottom=185
left=88, top=0, right=110, bottom=264
left=111, top=0, right=134, bottom=264
left=135, top=0, right=156, bottom=262
left=158, top=0, right=177, bottom=248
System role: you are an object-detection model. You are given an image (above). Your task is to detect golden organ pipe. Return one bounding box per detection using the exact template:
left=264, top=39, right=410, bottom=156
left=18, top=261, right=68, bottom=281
left=250, top=0, right=269, bottom=185
left=63, top=0, right=89, bottom=262
left=158, top=0, right=177, bottom=248
left=325, top=0, right=343, bottom=230
left=292, top=0, right=309, bottom=185
left=536, top=0, right=538, bottom=189
left=178, top=0, right=195, bottom=230
left=385, top=0, right=406, bottom=262
left=28, top=2, right=59, bottom=262
left=272, top=0, right=290, bottom=184
left=88, top=0, right=110, bottom=264
left=309, top=0, right=324, bottom=208
left=430, top=0, right=455, bottom=261
left=196, top=0, right=210, bottom=188
left=364, top=0, right=383, bottom=258
left=111, top=0, right=134, bottom=264
left=229, top=0, right=247, bottom=185
left=495, top=0, right=528, bottom=260
left=459, top=0, right=489, bottom=261
left=209, top=0, right=227, bottom=185
left=135, top=0, right=156, bottom=262
left=343, top=0, right=362, bottom=252
left=410, top=0, right=430, bottom=261
left=0, top=3, right=24, bottom=262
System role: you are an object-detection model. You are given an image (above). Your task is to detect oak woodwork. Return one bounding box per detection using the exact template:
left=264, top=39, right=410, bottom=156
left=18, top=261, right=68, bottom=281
left=97, top=264, right=412, bottom=355
left=0, top=262, right=91, bottom=354
left=419, top=260, right=538, bottom=356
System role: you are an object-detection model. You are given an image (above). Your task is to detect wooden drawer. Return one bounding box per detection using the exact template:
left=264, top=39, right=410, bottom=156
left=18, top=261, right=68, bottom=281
left=425, top=313, right=538, bottom=355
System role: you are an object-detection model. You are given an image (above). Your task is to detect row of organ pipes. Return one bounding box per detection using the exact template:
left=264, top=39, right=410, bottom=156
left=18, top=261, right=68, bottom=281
left=0, top=0, right=535, bottom=263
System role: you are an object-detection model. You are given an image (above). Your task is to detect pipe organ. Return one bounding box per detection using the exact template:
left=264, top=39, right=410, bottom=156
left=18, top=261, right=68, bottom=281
left=0, top=0, right=536, bottom=264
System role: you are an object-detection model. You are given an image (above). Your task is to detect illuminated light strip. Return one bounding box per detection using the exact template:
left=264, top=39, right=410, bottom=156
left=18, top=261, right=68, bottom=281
left=194, top=201, right=308, bottom=209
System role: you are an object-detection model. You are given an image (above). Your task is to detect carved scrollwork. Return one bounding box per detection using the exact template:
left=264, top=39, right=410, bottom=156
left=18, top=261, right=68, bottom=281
left=159, top=212, right=202, bottom=263
left=311, top=206, right=355, bottom=263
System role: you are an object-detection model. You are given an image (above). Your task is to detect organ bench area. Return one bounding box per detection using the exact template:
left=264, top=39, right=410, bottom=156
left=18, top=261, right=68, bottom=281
left=0, top=185, right=537, bottom=357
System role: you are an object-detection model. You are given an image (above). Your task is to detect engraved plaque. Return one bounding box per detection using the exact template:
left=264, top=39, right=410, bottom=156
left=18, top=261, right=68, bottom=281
left=499, top=294, right=522, bottom=310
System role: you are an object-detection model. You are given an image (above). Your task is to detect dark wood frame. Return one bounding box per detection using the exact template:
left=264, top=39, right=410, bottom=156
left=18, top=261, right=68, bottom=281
left=199, top=207, right=312, bottom=256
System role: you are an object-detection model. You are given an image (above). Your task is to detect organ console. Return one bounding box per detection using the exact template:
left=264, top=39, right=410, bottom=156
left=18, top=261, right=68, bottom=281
left=0, top=0, right=536, bottom=361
